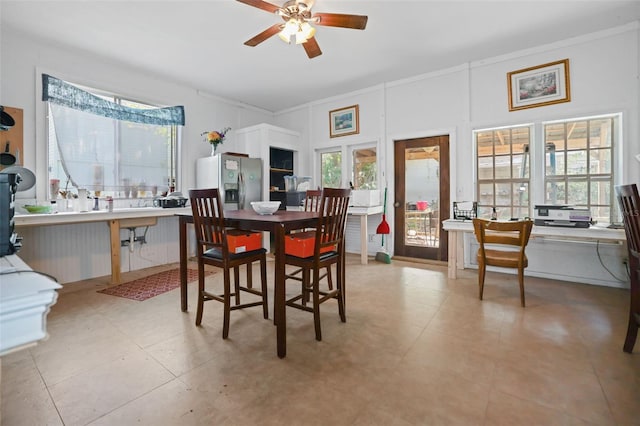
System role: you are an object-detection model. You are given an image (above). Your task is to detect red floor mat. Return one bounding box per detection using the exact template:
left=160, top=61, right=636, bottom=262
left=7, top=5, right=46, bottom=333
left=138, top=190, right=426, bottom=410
left=98, top=268, right=213, bottom=301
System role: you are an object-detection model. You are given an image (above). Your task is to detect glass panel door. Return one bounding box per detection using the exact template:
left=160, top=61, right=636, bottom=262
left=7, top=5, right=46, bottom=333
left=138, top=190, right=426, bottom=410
left=394, top=136, right=450, bottom=261
left=405, top=145, right=440, bottom=248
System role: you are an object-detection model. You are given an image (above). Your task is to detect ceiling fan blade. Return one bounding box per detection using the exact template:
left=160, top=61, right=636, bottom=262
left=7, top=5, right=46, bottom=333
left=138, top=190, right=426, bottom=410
left=313, top=13, right=368, bottom=30
left=244, top=24, right=282, bottom=47
left=303, top=36, right=322, bottom=59
left=236, top=0, right=281, bottom=14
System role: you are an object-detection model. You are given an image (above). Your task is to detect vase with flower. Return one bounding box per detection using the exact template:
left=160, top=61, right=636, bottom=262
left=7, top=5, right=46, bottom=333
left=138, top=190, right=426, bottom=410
left=202, top=127, right=231, bottom=156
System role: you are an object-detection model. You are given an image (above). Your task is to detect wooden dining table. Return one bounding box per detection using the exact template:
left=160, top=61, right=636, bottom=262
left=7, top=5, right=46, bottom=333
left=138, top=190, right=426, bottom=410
left=177, top=209, right=319, bottom=358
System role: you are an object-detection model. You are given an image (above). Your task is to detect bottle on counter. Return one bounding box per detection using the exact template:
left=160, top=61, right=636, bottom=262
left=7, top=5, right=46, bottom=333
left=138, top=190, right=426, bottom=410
left=76, top=188, right=88, bottom=212
left=491, top=207, right=497, bottom=220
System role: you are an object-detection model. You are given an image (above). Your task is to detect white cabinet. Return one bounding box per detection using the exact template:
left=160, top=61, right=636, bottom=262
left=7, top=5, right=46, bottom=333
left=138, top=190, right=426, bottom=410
left=235, top=123, right=301, bottom=201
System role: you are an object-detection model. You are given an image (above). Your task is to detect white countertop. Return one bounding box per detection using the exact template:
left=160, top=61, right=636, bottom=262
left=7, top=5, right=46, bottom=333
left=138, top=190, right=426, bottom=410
left=285, top=205, right=384, bottom=215
left=442, top=219, right=626, bottom=242
left=14, top=206, right=382, bottom=226
left=14, top=207, right=192, bottom=227
left=348, top=205, right=384, bottom=215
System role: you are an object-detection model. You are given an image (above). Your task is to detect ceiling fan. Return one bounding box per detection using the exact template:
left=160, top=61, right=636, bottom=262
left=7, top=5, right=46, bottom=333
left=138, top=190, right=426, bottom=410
left=237, top=0, right=368, bottom=59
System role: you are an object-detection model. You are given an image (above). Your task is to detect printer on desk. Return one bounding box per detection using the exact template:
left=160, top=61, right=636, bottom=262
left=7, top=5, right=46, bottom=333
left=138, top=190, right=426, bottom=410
left=534, top=205, right=592, bottom=228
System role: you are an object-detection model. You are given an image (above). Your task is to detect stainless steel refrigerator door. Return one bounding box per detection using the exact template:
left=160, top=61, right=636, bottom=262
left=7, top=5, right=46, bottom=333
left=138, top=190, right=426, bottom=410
left=220, top=154, right=240, bottom=186
left=240, top=157, right=263, bottom=208
left=219, top=155, right=240, bottom=209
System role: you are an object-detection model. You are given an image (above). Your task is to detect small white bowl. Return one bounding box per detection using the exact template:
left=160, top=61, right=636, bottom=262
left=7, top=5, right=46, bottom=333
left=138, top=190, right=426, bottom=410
left=250, top=201, right=281, bottom=215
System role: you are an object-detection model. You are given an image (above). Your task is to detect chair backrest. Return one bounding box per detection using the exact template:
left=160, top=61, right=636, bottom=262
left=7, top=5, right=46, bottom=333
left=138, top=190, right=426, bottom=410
left=303, top=189, right=323, bottom=212
left=189, top=188, right=228, bottom=256
left=314, top=188, right=351, bottom=255
left=473, top=218, right=533, bottom=256
left=616, top=184, right=640, bottom=257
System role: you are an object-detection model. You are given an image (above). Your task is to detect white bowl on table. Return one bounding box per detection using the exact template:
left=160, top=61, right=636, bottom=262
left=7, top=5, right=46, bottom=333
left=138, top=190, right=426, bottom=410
left=250, top=201, right=281, bottom=215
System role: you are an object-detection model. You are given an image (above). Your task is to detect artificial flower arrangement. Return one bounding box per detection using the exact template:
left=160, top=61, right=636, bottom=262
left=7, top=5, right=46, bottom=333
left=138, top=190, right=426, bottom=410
left=201, top=127, right=231, bottom=149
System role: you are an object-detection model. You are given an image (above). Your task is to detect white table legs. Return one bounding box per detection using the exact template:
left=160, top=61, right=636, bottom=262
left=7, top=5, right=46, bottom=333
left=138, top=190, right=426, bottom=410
left=359, top=214, right=368, bottom=265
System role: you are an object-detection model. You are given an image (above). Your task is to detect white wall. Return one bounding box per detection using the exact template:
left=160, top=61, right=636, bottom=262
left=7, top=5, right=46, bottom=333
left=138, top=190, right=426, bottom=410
left=0, top=27, right=275, bottom=283
left=1, top=27, right=275, bottom=199
left=467, top=25, right=640, bottom=202
left=273, top=23, right=640, bottom=287
left=2, top=23, right=638, bottom=286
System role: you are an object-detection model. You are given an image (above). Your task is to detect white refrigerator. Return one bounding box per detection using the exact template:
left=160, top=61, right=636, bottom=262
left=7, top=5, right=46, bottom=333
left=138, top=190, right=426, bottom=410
left=196, top=154, right=263, bottom=210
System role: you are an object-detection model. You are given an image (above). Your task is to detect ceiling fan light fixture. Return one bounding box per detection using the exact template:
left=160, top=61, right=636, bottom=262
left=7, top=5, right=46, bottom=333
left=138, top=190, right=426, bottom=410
left=299, top=21, right=315, bottom=40
left=278, top=32, right=290, bottom=43
left=278, top=19, right=298, bottom=43
left=238, top=0, right=367, bottom=58
left=278, top=18, right=315, bottom=44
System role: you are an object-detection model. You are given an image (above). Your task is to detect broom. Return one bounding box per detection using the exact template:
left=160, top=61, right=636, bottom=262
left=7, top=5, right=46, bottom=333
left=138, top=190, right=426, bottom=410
left=375, top=187, right=391, bottom=263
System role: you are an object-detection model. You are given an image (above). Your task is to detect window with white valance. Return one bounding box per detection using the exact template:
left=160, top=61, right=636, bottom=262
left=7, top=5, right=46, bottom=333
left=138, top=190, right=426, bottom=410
left=43, top=74, right=185, bottom=199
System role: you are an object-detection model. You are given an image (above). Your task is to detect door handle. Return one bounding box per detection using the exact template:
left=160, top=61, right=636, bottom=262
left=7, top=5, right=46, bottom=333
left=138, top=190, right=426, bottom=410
left=393, top=202, right=401, bottom=208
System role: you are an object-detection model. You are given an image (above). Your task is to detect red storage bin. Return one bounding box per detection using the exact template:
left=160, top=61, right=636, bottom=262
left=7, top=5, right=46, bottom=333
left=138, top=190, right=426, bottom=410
left=227, top=230, right=262, bottom=254
left=285, top=231, right=335, bottom=258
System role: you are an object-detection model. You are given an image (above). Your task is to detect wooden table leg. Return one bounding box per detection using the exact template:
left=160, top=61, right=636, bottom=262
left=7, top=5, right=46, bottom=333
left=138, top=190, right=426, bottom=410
left=275, top=223, right=287, bottom=358
left=341, top=239, right=347, bottom=312
left=109, top=219, right=121, bottom=284
left=179, top=216, right=188, bottom=312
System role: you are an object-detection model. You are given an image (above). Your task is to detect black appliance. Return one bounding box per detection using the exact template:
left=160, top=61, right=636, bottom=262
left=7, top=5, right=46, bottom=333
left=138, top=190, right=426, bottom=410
left=0, top=173, right=22, bottom=256
left=286, top=191, right=306, bottom=208
left=153, top=196, right=188, bottom=208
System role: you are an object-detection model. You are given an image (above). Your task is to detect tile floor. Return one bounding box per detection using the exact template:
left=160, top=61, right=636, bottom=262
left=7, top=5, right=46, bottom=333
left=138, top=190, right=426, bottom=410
left=1, top=256, right=639, bottom=425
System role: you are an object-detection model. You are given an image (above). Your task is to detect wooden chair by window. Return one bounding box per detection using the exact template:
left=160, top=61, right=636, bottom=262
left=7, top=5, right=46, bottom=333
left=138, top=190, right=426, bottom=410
left=615, top=183, right=640, bottom=353
left=472, top=218, right=533, bottom=307
left=284, top=188, right=350, bottom=341
left=286, top=189, right=333, bottom=303
left=189, top=188, right=268, bottom=338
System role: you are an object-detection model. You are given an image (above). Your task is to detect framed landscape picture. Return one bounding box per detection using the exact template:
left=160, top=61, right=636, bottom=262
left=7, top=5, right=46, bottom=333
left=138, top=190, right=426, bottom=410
left=329, top=105, right=359, bottom=138
left=507, top=59, right=570, bottom=111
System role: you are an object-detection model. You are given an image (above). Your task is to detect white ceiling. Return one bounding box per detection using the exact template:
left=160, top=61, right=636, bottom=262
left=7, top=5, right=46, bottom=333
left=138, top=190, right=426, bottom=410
left=3, top=0, right=640, bottom=112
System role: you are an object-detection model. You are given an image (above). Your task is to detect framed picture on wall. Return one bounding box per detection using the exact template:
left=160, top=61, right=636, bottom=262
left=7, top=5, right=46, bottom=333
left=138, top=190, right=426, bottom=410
left=507, top=59, right=571, bottom=111
left=329, top=104, right=359, bottom=138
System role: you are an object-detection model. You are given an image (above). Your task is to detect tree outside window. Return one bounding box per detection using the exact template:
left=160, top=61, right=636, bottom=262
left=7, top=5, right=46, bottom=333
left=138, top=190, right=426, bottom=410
left=321, top=151, right=342, bottom=188
left=353, top=147, right=377, bottom=189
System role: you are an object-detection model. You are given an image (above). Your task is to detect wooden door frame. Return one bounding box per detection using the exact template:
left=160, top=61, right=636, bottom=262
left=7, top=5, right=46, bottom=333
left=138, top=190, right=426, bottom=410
left=393, top=135, right=450, bottom=261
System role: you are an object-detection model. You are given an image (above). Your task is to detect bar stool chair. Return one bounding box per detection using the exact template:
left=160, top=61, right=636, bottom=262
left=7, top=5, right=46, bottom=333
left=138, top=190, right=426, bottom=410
left=284, top=188, right=351, bottom=341
left=303, top=189, right=323, bottom=212
left=615, top=183, right=640, bottom=353
left=472, top=218, right=533, bottom=307
left=285, top=189, right=333, bottom=303
left=189, top=188, right=269, bottom=338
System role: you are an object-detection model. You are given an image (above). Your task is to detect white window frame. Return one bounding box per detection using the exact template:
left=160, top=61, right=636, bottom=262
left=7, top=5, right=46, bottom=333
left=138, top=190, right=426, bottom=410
left=348, top=142, right=378, bottom=190
left=474, top=123, right=534, bottom=220
left=317, top=147, right=344, bottom=189
left=45, top=83, right=179, bottom=200
left=541, top=113, right=620, bottom=223
left=474, top=112, right=622, bottom=224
